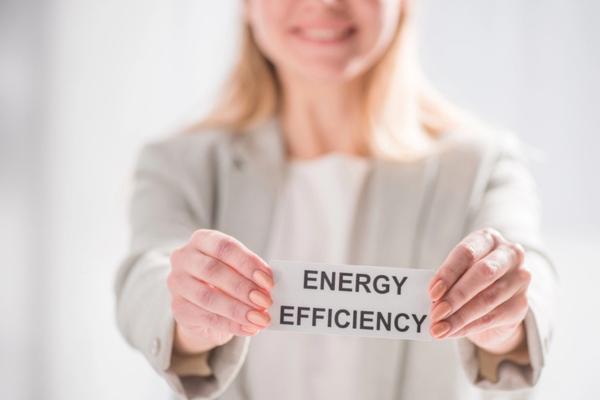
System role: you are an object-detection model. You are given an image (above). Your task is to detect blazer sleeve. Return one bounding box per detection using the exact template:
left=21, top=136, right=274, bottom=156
left=454, top=130, right=559, bottom=390
left=114, top=141, right=250, bottom=399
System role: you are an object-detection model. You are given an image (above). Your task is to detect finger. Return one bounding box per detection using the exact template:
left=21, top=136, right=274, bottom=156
left=435, top=267, right=531, bottom=336
left=430, top=290, right=528, bottom=339
left=176, top=274, right=271, bottom=329
left=172, top=294, right=259, bottom=337
left=184, top=251, right=273, bottom=310
left=435, top=288, right=529, bottom=339
left=190, top=229, right=274, bottom=290
left=429, top=228, right=499, bottom=301
left=430, top=242, right=525, bottom=323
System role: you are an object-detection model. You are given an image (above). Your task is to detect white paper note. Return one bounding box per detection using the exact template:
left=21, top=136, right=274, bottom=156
left=267, top=260, right=435, bottom=340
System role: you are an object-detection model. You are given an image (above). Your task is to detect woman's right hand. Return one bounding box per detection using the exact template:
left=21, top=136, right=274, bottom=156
left=167, top=229, right=274, bottom=355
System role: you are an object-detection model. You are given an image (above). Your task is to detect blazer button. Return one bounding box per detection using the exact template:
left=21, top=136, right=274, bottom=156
left=150, top=338, right=161, bottom=356
left=232, top=157, right=245, bottom=170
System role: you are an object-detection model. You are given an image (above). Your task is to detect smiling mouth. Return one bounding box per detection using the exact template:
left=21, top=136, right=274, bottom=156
left=294, top=27, right=357, bottom=43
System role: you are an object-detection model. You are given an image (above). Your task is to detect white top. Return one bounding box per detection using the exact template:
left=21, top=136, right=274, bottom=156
left=229, top=153, right=405, bottom=400
left=265, top=152, right=373, bottom=264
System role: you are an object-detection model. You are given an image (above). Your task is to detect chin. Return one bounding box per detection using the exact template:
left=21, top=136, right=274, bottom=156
left=289, top=59, right=364, bottom=85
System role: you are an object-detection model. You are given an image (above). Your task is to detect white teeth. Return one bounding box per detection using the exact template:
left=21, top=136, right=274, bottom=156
left=301, top=28, right=350, bottom=40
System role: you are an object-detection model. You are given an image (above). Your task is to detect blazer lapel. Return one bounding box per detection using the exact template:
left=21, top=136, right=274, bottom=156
left=351, top=155, right=441, bottom=271
left=215, top=117, right=286, bottom=260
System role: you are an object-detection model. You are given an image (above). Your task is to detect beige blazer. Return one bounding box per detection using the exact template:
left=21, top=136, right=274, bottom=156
left=114, top=116, right=558, bottom=399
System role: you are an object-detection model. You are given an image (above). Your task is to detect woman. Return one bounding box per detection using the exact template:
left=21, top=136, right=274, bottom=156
left=115, top=0, right=557, bottom=399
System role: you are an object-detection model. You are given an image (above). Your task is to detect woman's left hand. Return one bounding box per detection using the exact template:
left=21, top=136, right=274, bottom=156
left=428, top=228, right=531, bottom=354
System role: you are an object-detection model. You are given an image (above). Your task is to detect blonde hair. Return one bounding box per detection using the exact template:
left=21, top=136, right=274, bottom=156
left=182, top=0, right=473, bottom=162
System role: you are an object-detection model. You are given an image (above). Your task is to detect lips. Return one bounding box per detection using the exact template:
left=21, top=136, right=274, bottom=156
left=300, top=27, right=355, bottom=40
left=291, top=24, right=357, bottom=44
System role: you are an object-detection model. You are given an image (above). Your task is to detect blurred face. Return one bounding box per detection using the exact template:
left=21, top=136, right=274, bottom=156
left=246, top=0, right=403, bottom=84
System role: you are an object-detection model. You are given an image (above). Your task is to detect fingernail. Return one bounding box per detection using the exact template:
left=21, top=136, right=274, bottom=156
left=241, top=326, right=258, bottom=334
left=249, top=290, right=273, bottom=309
left=247, top=310, right=271, bottom=327
left=431, top=321, right=451, bottom=338
left=429, top=280, right=447, bottom=301
left=253, top=270, right=274, bottom=290
left=431, top=301, right=452, bottom=321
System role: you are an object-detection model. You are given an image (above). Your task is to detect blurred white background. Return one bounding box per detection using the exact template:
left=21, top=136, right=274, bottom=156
left=1, top=0, right=598, bottom=399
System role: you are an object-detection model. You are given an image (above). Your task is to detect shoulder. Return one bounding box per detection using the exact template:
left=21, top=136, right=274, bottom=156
left=437, top=120, right=529, bottom=172
left=428, top=121, right=534, bottom=213
left=138, top=126, right=234, bottom=167
left=136, top=118, right=279, bottom=174
left=133, top=123, right=264, bottom=184
left=127, top=128, right=237, bottom=203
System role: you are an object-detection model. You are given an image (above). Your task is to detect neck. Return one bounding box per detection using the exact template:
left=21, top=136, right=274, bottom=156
left=278, top=70, right=366, bottom=160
